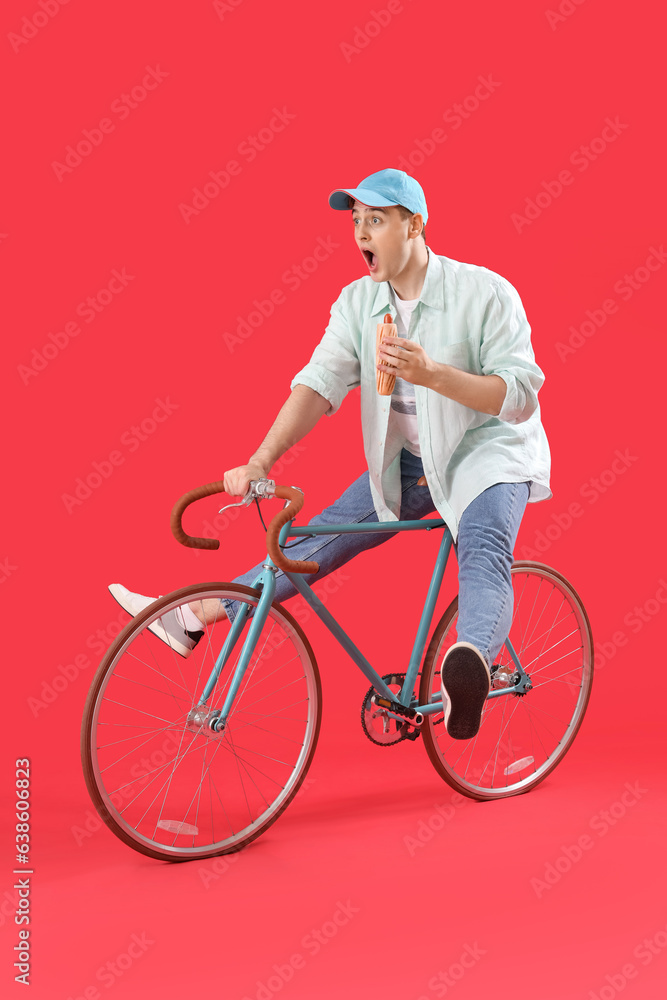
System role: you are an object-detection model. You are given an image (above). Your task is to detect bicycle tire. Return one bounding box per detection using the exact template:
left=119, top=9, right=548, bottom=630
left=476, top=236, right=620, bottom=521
left=419, top=562, right=593, bottom=800
left=81, top=583, right=321, bottom=861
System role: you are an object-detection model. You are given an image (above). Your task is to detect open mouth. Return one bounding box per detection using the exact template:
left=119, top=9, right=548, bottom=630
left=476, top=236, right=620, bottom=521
left=362, top=248, right=378, bottom=271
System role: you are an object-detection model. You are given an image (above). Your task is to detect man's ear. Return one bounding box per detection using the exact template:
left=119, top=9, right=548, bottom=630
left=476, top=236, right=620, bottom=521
left=409, top=213, right=424, bottom=239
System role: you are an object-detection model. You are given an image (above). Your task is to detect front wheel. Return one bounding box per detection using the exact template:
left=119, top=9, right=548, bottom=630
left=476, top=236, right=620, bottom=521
left=81, top=583, right=322, bottom=861
left=419, top=562, right=593, bottom=800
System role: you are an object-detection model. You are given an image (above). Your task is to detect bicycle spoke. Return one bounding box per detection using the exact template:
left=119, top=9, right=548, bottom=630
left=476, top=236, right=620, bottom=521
left=235, top=672, right=303, bottom=714
left=96, top=724, right=181, bottom=750
left=83, top=585, right=321, bottom=859
left=98, top=723, right=187, bottom=774
left=100, top=697, right=177, bottom=728
left=158, top=738, right=226, bottom=844
left=517, top=606, right=575, bottom=656
left=523, top=583, right=558, bottom=656
left=524, top=631, right=582, bottom=671
left=113, top=733, right=204, bottom=809
left=421, top=566, right=592, bottom=799
left=111, top=671, right=192, bottom=704
left=228, top=697, right=310, bottom=732
left=126, top=646, right=193, bottom=700
left=152, top=724, right=201, bottom=843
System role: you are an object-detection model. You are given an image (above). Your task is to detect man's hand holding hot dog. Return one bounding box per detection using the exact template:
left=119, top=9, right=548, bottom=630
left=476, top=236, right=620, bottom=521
left=377, top=336, right=436, bottom=387
left=377, top=336, right=507, bottom=417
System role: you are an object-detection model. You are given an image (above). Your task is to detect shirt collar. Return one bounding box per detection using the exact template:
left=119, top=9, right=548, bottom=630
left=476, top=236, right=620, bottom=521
left=369, top=246, right=445, bottom=316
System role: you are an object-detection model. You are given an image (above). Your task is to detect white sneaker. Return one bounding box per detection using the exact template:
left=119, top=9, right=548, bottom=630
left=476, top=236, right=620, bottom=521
left=441, top=641, right=491, bottom=740
left=108, top=583, right=203, bottom=658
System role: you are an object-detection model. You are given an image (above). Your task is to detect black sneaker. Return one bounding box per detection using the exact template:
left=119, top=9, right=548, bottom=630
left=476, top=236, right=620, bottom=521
left=441, top=642, right=491, bottom=740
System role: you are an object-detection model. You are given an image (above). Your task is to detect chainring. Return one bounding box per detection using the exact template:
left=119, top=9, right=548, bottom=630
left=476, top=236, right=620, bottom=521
left=360, top=673, right=418, bottom=746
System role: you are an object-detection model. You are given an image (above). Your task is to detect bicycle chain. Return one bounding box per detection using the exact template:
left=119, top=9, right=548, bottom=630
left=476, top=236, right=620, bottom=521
left=360, top=674, right=422, bottom=746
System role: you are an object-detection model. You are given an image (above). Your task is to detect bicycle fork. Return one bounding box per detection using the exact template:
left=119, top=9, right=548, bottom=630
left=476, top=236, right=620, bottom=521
left=186, top=566, right=279, bottom=735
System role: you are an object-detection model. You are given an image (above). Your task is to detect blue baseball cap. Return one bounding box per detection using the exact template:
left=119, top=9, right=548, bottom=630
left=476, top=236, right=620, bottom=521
left=329, top=168, right=428, bottom=224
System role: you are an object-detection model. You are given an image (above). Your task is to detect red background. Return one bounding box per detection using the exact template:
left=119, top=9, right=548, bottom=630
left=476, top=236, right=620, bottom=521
left=3, top=1, right=666, bottom=997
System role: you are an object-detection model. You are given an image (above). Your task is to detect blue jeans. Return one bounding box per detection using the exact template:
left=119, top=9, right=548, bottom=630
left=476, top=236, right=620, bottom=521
left=224, top=450, right=530, bottom=667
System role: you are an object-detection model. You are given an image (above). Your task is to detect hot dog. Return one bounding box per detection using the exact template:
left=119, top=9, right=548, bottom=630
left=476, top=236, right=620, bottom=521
left=376, top=312, right=398, bottom=395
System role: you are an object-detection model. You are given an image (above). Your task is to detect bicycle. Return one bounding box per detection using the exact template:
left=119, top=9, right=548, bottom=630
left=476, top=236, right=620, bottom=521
left=81, top=478, right=594, bottom=862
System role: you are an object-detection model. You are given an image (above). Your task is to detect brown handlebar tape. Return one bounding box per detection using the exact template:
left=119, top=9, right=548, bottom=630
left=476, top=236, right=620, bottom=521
left=170, top=480, right=225, bottom=550
left=266, top=485, right=319, bottom=575
left=171, top=481, right=320, bottom=573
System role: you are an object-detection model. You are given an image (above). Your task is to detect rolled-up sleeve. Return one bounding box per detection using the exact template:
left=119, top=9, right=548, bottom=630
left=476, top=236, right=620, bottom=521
left=480, top=280, right=545, bottom=424
left=290, top=292, right=361, bottom=416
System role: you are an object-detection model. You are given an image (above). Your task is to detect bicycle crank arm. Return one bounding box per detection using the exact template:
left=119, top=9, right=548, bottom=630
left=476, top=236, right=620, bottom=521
left=373, top=696, right=424, bottom=727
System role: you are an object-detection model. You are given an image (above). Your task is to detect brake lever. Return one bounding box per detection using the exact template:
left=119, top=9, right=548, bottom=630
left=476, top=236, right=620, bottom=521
left=218, top=478, right=276, bottom=514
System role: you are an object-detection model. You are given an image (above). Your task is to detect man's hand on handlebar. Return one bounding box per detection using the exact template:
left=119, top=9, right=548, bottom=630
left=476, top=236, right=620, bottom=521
left=223, top=462, right=270, bottom=500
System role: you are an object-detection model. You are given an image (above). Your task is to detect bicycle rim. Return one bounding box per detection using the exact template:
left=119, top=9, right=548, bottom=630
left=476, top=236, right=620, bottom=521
left=81, top=583, right=321, bottom=860
left=420, top=562, right=593, bottom=800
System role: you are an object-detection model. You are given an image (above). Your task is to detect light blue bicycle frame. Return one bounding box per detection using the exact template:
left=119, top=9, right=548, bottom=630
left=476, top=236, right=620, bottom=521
left=199, top=517, right=529, bottom=729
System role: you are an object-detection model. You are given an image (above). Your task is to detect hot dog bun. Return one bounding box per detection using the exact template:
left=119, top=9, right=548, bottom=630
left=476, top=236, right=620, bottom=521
left=376, top=312, right=397, bottom=395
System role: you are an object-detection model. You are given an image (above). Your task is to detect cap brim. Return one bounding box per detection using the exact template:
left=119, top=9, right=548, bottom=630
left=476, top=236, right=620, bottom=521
left=328, top=187, right=399, bottom=210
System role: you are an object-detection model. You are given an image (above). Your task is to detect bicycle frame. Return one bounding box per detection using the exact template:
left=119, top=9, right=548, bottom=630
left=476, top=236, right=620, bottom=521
left=199, top=516, right=530, bottom=729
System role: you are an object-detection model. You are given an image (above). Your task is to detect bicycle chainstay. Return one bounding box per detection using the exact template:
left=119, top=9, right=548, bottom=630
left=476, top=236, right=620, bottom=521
left=360, top=673, right=422, bottom=746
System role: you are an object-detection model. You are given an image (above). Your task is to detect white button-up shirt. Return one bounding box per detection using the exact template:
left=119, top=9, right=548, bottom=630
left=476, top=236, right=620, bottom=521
left=291, top=247, right=551, bottom=542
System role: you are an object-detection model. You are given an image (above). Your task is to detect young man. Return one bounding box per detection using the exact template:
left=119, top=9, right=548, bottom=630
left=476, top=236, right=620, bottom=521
left=110, top=168, right=551, bottom=740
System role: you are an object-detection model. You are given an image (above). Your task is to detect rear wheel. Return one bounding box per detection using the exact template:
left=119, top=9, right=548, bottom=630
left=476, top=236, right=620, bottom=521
left=419, top=562, right=593, bottom=800
left=81, top=583, right=321, bottom=860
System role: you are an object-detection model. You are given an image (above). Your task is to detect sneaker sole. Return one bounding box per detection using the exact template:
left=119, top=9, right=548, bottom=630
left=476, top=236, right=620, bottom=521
left=441, top=642, right=491, bottom=740
left=108, top=583, right=193, bottom=658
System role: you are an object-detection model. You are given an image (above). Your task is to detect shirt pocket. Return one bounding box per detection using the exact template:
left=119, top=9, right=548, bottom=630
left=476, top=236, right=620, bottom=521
left=438, top=338, right=479, bottom=374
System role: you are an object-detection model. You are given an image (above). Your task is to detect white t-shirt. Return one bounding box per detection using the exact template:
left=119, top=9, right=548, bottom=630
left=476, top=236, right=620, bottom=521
left=386, top=291, right=421, bottom=457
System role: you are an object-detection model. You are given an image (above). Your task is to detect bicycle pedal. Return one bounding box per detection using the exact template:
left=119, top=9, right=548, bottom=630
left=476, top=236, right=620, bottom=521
left=374, top=696, right=424, bottom=726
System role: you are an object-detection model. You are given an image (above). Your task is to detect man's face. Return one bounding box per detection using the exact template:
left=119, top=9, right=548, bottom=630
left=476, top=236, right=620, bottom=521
left=351, top=200, right=419, bottom=282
